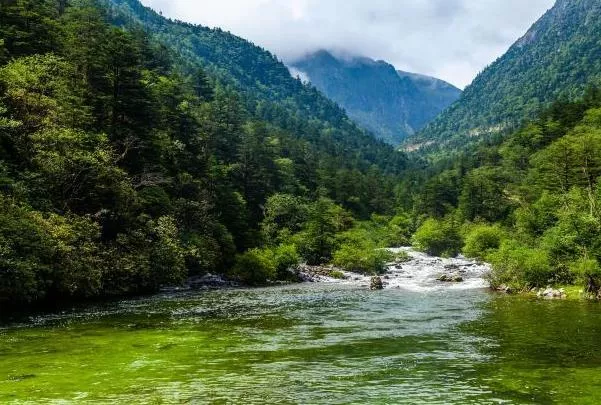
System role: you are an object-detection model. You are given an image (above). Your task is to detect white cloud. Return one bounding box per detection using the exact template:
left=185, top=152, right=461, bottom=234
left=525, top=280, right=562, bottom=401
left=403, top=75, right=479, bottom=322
left=139, top=0, right=556, bottom=88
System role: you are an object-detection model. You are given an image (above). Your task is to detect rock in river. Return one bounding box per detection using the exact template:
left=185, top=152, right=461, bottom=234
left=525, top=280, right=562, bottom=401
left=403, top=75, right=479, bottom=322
left=537, top=287, right=566, bottom=299
left=370, top=276, right=384, bottom=290
left=437, top=273, right=464, bottom=283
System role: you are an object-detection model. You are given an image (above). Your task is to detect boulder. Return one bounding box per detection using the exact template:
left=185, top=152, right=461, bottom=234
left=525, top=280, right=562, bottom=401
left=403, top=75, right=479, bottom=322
left=370, top=276, right=384, bottom=290
left=496, top=285, right=513, bottom=294
left=437, top=273, right=464, bottom=283
left=537, top=287, right=566, bottom=299
left=187, top=273, right=238, bottom=289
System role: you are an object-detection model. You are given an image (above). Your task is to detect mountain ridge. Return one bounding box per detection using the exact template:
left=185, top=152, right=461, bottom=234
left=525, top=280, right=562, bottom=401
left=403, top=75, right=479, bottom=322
left=290, top=50, right=461, bottom=145
left=105, top=0, right=407, bottom=173
left=412, top=0, right=601, bottom=150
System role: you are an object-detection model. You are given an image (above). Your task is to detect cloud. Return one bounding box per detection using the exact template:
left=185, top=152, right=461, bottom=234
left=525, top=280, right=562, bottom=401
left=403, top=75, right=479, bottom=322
left=139, top=0, right=556, bottom=88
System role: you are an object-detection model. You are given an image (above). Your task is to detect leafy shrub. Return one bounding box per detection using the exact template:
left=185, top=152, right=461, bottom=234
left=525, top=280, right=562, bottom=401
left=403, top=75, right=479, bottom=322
left=514, top=192, right=560, bottom=238
left=328, top=270, right=346, bottom=279
left=570, top=258, right=601, bottom=295
left=149, top=216, right=187, bottom=285
left=392, top=250, right=411, bottom=263
left=231, top=244, right=301, bottom=285
left=231, top=248, right=276, bottom=286
left=333, top=242, right=393, bottom=275
left=412, top=218, right=462, bottom=257
left=488, top=241, right=555, bottom=289
left=261, top=194, right=309, bottom=245
left=294, top=198, right=352, bottom=265
left=462, top=224, right=505, bottom=261
left=383, top=214, right=413, bottom=247
left=0, top=196, right=105, bottom=305
left=273, top=244, right=301, bottom=280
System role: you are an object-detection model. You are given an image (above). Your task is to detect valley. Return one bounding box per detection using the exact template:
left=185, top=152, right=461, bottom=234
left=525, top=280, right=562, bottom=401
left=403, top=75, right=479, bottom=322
left=2, top=0, right=601, bottom=403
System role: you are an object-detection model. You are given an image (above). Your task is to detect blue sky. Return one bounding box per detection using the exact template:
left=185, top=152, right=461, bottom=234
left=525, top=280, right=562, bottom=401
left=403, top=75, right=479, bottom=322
left=139, top=0, right=555, bottom=88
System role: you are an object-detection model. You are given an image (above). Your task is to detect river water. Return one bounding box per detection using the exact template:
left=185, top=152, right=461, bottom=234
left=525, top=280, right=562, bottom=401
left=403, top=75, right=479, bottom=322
left=2, top=252, right=601, bottom=404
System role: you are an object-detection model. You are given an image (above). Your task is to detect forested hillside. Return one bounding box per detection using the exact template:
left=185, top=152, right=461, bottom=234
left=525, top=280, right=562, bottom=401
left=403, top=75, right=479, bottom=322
left=104, top=0, right=405, bottom=173
left=400, top=87, right=601, bottom=297
left=291, top=50, right=461, bottom=145
left=0, top=0, right=407, bottom=308
left=413, top=0, right=601, bottom=149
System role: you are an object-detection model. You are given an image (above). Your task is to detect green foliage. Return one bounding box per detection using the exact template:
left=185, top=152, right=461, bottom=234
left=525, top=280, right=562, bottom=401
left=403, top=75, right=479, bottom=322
left=458, top=167, right=512, bottom=223
left=231, top=248, right=275, bottom=286
left=261, top=193, right=309, bottom=245
left=294, top=198, right=353, bottom=265
left=488, top=241, right=554, bottom=289
left=570, top=258, right=601, bottom=295
left=0, top=0, right=408, bottom=308
left=412, top=218, right=462, bottom=257
left=332, top=226, right=395, bottom=274
left=328, top=270, right=346, bottom=280
left=272, top=244, right=301, bottom=281
left=148, top=216, right=186, bottom=285
left=462, top=224, right=506, bottom=261
left=399, top=85, right=601, bottom=293
left=514, top=192, right=560, bottom=238
left=0, top=195, right=103, bottom=305
left=107, top=0, right=408, bottom=175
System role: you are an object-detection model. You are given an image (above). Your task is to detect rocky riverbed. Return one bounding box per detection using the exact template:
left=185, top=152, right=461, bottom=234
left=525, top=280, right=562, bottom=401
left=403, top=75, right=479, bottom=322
left=299, top=247, right=491, bottom=292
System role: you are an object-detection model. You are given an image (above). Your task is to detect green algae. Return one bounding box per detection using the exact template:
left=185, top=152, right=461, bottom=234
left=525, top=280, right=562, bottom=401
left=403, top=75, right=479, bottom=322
left=1, top=285, right=601, bottom=404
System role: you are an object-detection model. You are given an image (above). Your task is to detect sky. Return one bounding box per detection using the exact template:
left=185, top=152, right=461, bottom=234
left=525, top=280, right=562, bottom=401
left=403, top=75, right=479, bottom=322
left=139, top=0, right=556, bottom=89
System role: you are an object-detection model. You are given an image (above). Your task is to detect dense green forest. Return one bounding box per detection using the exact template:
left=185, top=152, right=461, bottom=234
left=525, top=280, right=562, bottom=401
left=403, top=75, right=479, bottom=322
left=401, top=87, right=601, bottom=297
left=3, top=0, right=601, bottom=311
left=105, top=0, right=405, bottom=174
left=0, top=0, right=408, bottom=308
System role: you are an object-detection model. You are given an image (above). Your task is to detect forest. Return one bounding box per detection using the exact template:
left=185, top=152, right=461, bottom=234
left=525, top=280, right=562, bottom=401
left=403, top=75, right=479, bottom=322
left=0, top=0, right=409, bottom=309
left=402, top=88, right=601, bottom=298
left=2, top=0, right=601, bottom=312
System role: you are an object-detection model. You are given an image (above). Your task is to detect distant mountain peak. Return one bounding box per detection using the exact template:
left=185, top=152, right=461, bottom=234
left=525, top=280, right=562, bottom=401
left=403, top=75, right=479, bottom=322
left=290, top=50, right=461, bottom=145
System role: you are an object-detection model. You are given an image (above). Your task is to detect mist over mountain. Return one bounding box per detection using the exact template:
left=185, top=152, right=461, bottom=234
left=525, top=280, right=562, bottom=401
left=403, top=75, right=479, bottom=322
left=291, top=50, right=461, bottom=145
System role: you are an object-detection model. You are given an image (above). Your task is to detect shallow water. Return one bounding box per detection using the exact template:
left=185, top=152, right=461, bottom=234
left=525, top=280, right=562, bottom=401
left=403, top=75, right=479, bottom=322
left=1, top=282, right=601, bottom=404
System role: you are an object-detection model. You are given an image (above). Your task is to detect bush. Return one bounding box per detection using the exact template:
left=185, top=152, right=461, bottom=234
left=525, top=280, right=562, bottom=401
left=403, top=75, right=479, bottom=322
left=231, top=248, right=276, bottom=286
left=329, top=270, right=346, bottom=279
left=488, top=241, right=555, bottom=289
left=412, top=218, right=462, bottom=257
left=231, top=244, right=300, bottom=285
left=570, top=258, right=601, bottom=295
left=149, top=216, right=187, bottom=286
left=392, top=250, right=411, bottom=263
left=273, top=244, right=301, bottom=280
left=462, top=224, right=505, bottom=261
left=333, top=243, right=393, bottom=275
left=363, top=214, right=412, bottom=248
left=0, top=196, right=106, bottom=305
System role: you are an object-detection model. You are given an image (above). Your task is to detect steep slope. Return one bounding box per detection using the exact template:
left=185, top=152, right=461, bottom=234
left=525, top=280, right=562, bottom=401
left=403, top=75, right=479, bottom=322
left=104, top=0, right=406, bottom=173
left=414, top=0, right=601, bottom=148
left=290, top=50, right=461, bottom=145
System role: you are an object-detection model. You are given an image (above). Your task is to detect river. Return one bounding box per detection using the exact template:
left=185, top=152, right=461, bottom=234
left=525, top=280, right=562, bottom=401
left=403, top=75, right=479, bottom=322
left=1, top=251, right=601, bottom=404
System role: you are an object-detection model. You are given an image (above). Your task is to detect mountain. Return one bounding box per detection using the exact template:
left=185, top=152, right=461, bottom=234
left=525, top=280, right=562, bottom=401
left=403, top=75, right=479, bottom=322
left=413, top=0, right=601, bottom=149
left=290, top=50, right=461, bottom=145
left=104, top=0, right=405, bottom=173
